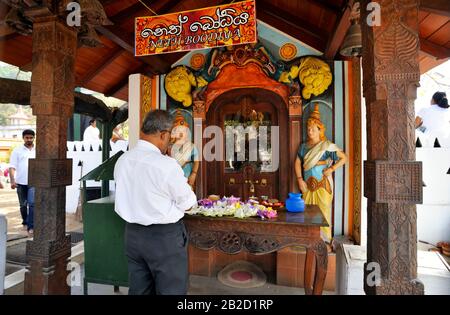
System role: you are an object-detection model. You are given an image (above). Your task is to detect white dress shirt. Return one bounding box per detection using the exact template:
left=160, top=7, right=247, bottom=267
left=83, top=125, right=100, bottom=142
left=114, top=140, right=197, bottom=225
left=9, top=145, right=36, bottom=185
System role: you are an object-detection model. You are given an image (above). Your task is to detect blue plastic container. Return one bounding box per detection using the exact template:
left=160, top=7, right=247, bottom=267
left=285, top=193, right=305, bottom=212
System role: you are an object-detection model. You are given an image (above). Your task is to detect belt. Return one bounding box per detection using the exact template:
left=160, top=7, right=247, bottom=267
left=306, top=176, right=332, bottom=194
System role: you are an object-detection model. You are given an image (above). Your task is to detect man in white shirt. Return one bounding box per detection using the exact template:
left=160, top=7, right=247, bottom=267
left=9, top=129, right=36, bottom=235
left=83, top=119, right=101, bottom=142
left=114, top=110, right=197, bottom=295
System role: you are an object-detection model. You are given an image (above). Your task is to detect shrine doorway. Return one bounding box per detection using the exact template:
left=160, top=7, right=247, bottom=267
left=206, top=88, right=289, bottom=201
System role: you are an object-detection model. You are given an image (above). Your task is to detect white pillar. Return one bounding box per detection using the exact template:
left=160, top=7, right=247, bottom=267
left=128, top=74, right=142, bottom=150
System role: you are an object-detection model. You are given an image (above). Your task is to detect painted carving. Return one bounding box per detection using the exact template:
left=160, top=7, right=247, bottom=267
left=140, top=75, right=152, bottom=120
left=164, top=43, right=333, bottom=110
left=164, top=66, right=207, bottom=107
left=193, top=100, right=206, bottom=120
left=288, top=95, right=302, bottom=116
left=297, top=57, right=333, bottom=100
left=279, top=43, right=297, bottom=61
left=190, top=53, right=206, bottom=70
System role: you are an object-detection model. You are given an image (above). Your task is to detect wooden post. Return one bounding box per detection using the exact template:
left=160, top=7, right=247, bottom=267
left=288, top=95, right=302, bottom=193
left=101, top=122, right=112, bottom=197
left=351, top=57, right=362, bottom=245
left=25, top=15, right=77, bottom=295
left=193, top=100, right=206, bottom=199
left=361, top=0, right=424, bottom=294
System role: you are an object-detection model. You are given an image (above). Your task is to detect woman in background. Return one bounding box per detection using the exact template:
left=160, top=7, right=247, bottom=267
left=415, top=92, right=450, bottom=144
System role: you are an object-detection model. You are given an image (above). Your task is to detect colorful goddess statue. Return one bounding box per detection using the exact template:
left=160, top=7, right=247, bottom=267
left=294, top=104, right=347, bottom=242
left=169, top=110, right=199, bottom=190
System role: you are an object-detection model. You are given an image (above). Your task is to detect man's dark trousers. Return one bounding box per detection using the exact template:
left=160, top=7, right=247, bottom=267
left=16, top=184, right=35, bottom=230
left=125, top=220, right=189, bottom=295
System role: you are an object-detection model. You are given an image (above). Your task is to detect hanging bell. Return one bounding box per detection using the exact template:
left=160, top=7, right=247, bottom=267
left=340, top=20, right=362, bottom=57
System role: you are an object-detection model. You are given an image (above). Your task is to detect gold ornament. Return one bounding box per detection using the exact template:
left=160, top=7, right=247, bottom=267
left=279, top=43, right=297, bottom=61
left=279, top=65, right=300, bottom=84
left=165, top=67, right=196, bottom=107
left=190, top=53, right=206, bottom=70
left=298, top=57, right=332, bottom=100
left=307, top=103, right=326, bottom=141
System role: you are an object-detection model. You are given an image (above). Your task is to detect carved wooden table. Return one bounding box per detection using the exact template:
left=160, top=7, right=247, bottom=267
left=184, top=205, right=329, bottom=295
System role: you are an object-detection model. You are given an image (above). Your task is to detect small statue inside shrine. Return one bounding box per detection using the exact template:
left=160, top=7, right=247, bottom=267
left=169, top=110, right=199, bottom=190
left=294, top=104, right=347, bottom=242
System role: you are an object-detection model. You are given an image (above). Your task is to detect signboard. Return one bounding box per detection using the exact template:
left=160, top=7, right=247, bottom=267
left=135, top=0, right=257, bottom=56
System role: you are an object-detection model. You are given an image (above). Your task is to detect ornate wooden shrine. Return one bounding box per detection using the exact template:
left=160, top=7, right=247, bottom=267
left=184, top=205, right=329, bottom=295
left=1, top=0, right=447, bottom=295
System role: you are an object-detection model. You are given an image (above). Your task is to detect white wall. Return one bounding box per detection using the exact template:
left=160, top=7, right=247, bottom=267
left=65, top=140, right=128, bottom=213
left=416, top=148, right=450, bottom=245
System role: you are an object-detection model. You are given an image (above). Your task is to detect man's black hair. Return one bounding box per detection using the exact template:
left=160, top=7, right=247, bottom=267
left=22, top=129, right=35, bottom=138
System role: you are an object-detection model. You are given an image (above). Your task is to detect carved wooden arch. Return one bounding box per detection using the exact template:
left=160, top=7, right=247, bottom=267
left=203, top=63, right=290, bottom=114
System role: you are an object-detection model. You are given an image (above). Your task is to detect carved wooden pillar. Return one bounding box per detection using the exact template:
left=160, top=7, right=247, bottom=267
left=25, top=15, right=77, bottom=295
left=288, top=95, right=302, bottom=192
left=361, top=0, right=424, bottom=294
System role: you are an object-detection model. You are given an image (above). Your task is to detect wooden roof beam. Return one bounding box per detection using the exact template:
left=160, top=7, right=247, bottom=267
left=256, top=1, right=328, bottom=52
left=420, top=0, right=450, bottom=18
left=79, top=47, right=123, bottom=86
left=104, top=65, right=150, bottom=97
left=324, top=0, right=353, bottom=60
left=95, top=24, right=171, bottom=74
left=304, top=0, right=342, bottom=14
left=109, top=0, right=181, bottom=26
left=420, top=37, right=450, bottom=60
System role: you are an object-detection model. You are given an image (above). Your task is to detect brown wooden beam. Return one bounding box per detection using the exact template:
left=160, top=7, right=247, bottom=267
left=104, top=65, right=150, bottom=97
left=420, top=37, right=450, bottom=60
left=19, top=61, right=32, bottom=71
left=257, top=1, right=327, bottom=52
left=109, top=0, right=181, bottom=26
left=304, top=0, right=342, bottom=14
left=79, top=47, right=123, bottom=86
left=420, top=0, right=450, bottom=17
left=0, top=32, right=19, bottom=41
left=95, top=24, right=171, bottom=74
left=324, top=0, right=353, bottom=60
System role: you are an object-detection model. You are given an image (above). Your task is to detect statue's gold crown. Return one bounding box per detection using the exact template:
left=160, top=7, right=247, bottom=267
left=173, top=109, right=189, bottom=128
left=309, top=103, right=322, bottom=124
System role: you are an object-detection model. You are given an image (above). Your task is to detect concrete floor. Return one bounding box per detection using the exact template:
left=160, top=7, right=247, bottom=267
left=72, top=266, right=334, bottom=295
left=2, top=187, right=449, bottom=295
left=0, top=187, right=83, bottom=236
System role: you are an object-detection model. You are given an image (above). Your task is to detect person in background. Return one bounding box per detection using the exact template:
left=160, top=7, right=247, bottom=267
left=9, top=129, right=36, bottom=236
left=415, top=91, right=450, bottom=143
left=83, top=118, right=101, bottom=142
left=114, top=110, right=197, bottom=295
